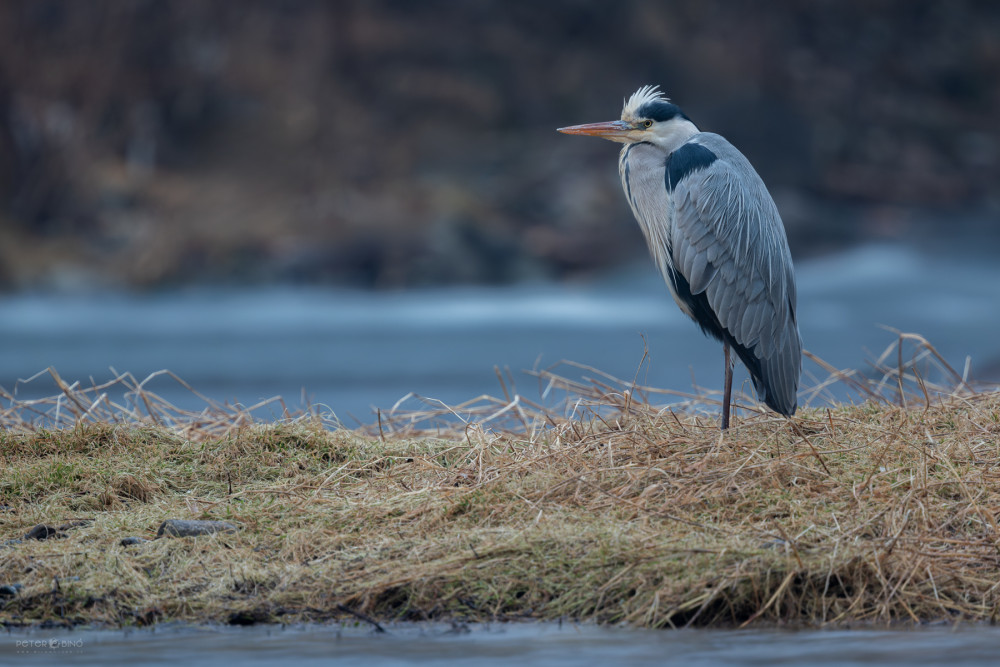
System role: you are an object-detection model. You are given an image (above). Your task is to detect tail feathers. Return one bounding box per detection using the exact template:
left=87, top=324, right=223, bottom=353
left=726, top=331, right=801, bottom=417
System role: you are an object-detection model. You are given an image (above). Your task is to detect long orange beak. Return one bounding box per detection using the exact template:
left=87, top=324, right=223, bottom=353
left=557, top=120, right=632, bottom=139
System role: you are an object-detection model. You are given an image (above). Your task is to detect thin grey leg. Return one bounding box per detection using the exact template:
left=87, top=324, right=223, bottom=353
left=721, top=343, right=733, bottom=430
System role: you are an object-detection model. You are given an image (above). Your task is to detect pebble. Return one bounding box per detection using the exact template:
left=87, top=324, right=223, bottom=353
left=760, top=538, right=789, bottom=549
left=156, top=519, right=238, bottom=538
left=0, top=583, right=23, bottom=598
left=24, top=524, right=62, bottom=540
left=120, top=537, right=149, bottom=546
left=22, top=520, right=92, bottom=541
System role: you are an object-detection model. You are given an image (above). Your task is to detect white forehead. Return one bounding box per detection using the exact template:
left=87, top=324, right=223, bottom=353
left=621, top=85, right=670, bottom=120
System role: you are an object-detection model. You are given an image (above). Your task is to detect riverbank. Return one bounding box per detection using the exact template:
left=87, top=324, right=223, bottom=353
left=1, top=354, right=998, bottom=630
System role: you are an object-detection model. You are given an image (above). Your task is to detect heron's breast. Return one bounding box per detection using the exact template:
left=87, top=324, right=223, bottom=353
left=619, top=144, right=678, bottom=280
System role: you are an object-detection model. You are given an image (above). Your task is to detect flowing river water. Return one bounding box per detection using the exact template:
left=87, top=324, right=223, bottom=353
left=3, top=622, right=1000, bottom=666
left=1, top=243, right=998, bottom=421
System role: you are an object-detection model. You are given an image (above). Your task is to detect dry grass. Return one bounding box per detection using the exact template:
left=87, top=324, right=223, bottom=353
left=0, top=333, right=998, bottom=629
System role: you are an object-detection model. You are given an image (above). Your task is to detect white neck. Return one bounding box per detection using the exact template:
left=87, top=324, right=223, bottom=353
left=643, top=118, right=700, bottom=153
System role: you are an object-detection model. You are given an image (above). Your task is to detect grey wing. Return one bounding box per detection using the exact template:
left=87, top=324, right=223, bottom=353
left=670, top=144, right=802, bottom=415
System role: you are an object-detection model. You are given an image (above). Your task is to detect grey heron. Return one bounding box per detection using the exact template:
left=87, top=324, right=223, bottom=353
left=558, top=86, right=802, bottom=429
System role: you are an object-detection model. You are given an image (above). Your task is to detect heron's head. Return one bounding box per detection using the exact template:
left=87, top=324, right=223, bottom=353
left=558, top=85, right=698, bottom=149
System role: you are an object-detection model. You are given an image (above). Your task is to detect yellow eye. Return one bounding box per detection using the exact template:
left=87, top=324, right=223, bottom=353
left=643, top=120, right=653, bottom=128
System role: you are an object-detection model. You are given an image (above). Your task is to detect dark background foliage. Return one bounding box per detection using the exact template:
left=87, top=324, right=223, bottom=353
left=1, top=0, right=996, bottom=289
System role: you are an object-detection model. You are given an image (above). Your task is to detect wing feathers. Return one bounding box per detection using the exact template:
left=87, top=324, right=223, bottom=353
left=667, top=137, right=802, bottom=415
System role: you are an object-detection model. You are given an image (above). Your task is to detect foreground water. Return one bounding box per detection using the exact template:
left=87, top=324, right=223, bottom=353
left=1, top=243, right=998, bottom=422
left=4, top=622, right=1000, bottom=666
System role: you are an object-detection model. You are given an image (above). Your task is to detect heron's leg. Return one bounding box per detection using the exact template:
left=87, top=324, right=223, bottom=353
left=721, top=343, right=733, bottom=430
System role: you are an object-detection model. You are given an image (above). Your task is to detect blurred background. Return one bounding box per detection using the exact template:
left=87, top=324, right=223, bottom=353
left=1, top=1, right=998, bottom=421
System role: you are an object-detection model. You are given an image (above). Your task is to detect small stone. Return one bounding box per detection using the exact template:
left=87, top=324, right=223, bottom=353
left=760, top=538, right=789, bottom=550
left=58, top=519, right=92, bottom=531
left=0, top=583, right=23, bottom=598
left=156, top=519, right=238, bottom=538
left=120, top=537, right=149, bottom=546
left=25, top=525, right=62, bottom=540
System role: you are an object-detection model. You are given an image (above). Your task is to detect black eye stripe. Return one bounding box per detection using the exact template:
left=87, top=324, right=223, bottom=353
left=634, top=101, right=688, bottom=123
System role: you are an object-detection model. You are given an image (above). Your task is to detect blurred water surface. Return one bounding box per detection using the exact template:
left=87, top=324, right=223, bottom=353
left=4, top=622, right=1000, bottom=667
left=1, top=243, right=998, bottom=423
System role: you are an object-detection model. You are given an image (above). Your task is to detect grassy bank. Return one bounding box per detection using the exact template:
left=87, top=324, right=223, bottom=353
left=1, top=342, right=999, bottom=629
